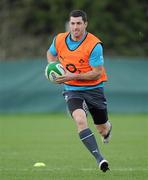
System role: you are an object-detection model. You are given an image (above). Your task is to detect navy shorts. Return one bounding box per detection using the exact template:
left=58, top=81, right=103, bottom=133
left=63, top=87, right=108, bottom=125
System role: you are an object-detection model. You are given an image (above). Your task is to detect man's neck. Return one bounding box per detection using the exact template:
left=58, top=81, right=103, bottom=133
left=70, top=31, right=87, bottom=41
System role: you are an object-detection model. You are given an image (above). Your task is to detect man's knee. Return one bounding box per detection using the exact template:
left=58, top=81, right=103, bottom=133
left=72, top=109, right=88, bottom=132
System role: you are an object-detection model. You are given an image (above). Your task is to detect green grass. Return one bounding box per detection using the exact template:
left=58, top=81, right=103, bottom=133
left=0, top=113, right=148, bottom=180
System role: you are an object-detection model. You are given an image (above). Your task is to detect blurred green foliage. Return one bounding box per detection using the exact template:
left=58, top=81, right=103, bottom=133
left=0, top=0, right=147, bottom=59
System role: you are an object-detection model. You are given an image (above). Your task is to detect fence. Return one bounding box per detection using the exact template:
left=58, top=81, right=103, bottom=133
left=0, top=57, right=148, bottom=113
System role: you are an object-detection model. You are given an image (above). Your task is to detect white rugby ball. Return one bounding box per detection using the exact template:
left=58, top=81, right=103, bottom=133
left=45, top=62, right=65, bottom=82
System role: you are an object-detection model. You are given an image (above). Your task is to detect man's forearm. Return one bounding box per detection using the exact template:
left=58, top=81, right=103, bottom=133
left=75, top=67, right=103, bottom=81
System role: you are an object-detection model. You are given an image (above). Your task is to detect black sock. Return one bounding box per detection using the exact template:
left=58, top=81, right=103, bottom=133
left=79, top=128, right=104, bottom=164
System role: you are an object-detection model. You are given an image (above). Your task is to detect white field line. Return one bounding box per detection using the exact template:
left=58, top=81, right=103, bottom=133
left=0, top=167, right=148, bottom=172
left=81, top=167, right=148, bottom=171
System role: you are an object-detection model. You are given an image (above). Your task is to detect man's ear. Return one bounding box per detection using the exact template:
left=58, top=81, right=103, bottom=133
left=85, top=21, right=88, bottom=28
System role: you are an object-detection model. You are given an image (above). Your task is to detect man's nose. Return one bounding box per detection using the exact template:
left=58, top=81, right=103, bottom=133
left=74, top=24, right=78, bottom=28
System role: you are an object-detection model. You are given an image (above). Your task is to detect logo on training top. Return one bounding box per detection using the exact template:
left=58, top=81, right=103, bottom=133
left=66, top=64, right=77, bottom=73
left=79, top=59, right=85, bottom=65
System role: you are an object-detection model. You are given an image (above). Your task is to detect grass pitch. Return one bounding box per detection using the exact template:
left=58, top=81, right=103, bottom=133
left=0, top=113, right=148, bottom=180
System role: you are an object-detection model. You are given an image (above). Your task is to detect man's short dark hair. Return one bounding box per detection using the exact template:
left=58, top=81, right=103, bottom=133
left=69, top=10, right=87, bottom=22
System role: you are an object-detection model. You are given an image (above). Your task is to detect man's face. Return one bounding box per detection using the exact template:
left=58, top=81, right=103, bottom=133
left=69, top=16, right=87, bottom=40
